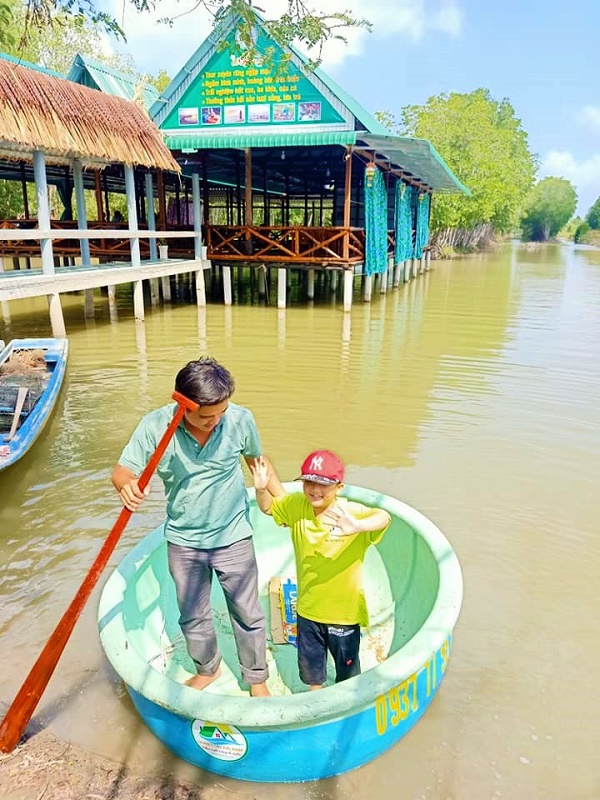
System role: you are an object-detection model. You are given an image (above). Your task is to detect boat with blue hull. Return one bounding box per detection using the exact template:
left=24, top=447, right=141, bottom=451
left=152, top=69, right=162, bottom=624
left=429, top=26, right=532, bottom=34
left=98, top=484, right=463, bottom=783
left=0, top=337, right=68, bottom=471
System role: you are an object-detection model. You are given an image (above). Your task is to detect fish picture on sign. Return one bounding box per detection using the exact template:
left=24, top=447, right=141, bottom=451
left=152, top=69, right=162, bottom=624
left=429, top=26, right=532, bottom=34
left=179, top=107, right=199, bottom=126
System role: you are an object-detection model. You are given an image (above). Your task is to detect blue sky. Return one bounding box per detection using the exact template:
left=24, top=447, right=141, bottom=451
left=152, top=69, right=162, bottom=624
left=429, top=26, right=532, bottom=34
left=110, top=0, right=599, bottom=216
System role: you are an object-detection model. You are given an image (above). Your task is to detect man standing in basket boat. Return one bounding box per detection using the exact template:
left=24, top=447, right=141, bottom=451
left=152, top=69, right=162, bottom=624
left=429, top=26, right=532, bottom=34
left=112, top=356, right=283, bottom=697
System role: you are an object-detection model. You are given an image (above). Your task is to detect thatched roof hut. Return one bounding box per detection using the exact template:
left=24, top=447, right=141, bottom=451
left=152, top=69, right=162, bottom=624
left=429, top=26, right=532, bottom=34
left=0, top=58, right=179, bottom=172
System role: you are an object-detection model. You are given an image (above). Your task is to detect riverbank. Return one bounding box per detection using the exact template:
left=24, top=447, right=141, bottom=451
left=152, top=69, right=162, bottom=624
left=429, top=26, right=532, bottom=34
left=0, top=728, right=241, bottom=800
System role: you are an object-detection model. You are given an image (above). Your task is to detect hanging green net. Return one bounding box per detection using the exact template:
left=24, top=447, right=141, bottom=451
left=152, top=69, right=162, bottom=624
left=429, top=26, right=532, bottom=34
left=413, top=192, right=431, bottom=259
left=364, top=164, right=388, bottom=276
left=394, top=183, right=414, bottom=264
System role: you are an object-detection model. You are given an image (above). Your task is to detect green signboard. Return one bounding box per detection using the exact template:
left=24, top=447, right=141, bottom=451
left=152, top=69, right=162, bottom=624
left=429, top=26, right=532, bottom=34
left=163, top=28, right=345, bottom=131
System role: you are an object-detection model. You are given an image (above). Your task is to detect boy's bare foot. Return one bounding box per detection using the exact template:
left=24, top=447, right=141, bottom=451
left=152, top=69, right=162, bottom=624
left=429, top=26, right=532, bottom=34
left=309, top=684, right=323, bottom=691
left=185, top=666, right=221, bottom=690
left=249, top=682, right=271, bottom=697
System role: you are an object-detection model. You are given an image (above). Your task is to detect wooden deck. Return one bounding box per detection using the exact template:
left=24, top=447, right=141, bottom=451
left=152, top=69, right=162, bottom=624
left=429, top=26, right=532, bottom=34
left=0, top=257, right=208, bottom=302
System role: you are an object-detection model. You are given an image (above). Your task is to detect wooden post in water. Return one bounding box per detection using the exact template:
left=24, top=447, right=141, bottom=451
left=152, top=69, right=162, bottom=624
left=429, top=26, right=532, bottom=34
left=343, top=269, right=353, bottom=312
left=277, top=267, right=286, bottom=309
left=380, top=264, right=388, bottom=294
left=223, top=266, right=232, bottom=305
left=307, top=268, right=315, bottom=300
left=133, top=280, right=144, bottom=321
left=330, top=269, right=339, bottom=294
left=84, top=290, right=94, bottom=319
left=195, top=268, right=206, bottom=307
left=48, top=294, right=66, bottom=337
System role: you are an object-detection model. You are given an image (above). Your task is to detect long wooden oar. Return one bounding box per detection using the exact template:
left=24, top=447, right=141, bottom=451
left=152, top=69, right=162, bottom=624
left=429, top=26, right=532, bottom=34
left=0, top=390, right=199, bottom=753
left=5, top=386, right=28, bottom=442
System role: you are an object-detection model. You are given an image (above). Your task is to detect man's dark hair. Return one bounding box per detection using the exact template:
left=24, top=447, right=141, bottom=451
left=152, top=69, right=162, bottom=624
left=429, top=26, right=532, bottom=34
left=175, top=357, right=235, bottom=406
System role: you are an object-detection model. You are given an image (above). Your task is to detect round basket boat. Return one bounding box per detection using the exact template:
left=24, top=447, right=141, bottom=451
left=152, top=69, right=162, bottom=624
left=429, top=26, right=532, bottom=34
left=98, top=484, right=463, bottom=783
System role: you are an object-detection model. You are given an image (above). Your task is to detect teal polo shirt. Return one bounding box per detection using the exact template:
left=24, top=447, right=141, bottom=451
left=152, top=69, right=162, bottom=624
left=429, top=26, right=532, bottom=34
left=118, top=401, right=261, bottom=549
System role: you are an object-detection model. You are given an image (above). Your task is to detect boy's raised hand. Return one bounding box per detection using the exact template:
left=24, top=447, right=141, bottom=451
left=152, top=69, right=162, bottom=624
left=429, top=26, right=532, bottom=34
left=322, top=503, right=362, bottom=536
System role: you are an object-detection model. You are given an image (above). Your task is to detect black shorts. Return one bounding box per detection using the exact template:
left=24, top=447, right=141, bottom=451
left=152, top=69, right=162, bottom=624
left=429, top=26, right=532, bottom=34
left=297, top=614, right=361, bottom=686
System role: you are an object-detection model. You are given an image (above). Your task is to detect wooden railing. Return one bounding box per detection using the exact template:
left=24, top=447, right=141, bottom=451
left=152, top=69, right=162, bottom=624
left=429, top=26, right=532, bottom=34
left=206, top=225, right=365, bottom=265
left=0, top=220, right=374, bottom=266
left=0, top=220, right=196, bottom=261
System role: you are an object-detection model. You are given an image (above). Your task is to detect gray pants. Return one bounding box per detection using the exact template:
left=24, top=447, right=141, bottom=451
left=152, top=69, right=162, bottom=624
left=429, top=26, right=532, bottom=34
left=167, top=537, right=268, bottom=686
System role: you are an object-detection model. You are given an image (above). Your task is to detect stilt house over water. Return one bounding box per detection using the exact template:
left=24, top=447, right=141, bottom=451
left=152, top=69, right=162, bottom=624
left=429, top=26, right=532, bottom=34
left=0, top=5, right=469, bottom=327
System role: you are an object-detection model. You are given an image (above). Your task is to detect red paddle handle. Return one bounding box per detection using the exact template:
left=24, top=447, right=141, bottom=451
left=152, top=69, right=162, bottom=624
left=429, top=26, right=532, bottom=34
left=0, top=391, right=198, bottom=753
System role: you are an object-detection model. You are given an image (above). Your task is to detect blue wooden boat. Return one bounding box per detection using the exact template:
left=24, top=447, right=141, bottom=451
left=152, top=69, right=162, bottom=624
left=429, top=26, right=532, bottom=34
left=0, top=337, right=69, bottom=471
left=98, top=485, right=463, bottom=782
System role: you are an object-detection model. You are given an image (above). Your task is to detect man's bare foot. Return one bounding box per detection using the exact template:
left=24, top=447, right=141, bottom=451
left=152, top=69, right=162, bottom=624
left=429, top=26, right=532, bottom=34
left=249, top=682, right=271, bottom=697
left=185, top=666, right=221, bottom=690
left=309, top=684, right=323, bottom=691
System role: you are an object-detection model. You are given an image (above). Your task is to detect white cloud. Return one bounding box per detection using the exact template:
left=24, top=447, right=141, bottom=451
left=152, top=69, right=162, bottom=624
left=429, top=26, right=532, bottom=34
left=578, top=105, right=600, bottom=132
left=106, top=0, right=463, bottom=73
left=540, top=150, right=600, bottom=215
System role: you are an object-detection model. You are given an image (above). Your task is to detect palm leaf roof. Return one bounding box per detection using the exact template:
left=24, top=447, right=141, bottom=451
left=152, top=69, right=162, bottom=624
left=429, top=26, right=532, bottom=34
left=0, top=56, right=179, bottom=171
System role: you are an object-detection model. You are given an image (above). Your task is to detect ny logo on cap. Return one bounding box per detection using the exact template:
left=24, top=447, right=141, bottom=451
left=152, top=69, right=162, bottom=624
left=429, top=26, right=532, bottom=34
left=310, top=455, right=324, bottom=471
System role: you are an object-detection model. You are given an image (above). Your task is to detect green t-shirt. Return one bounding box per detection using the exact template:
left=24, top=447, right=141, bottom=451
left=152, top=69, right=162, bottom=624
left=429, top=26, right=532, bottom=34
left=270, top=493, right=388, bottom=627
left=119, top=401, right=261, bottom=549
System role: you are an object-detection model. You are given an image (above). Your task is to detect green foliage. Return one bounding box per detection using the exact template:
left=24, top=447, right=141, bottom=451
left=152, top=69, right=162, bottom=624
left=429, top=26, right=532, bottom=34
left=147, top=68, right=171, bottom=94
left=3, top=0, right=134, bottom=74
left=14, top=0, right=369, bottom=66
left=0, top=180, right=27, bottom=219
left=559, top=216, right=583, bottom=240
left=520, top=177, right=577, bottom=241
left=585, top=196, right=600, bottom=229
left=385, top=88, right=537, bottom=234
left=573, top=221, right=590, bottom=243
left=0, top=1, right=16, bottom=49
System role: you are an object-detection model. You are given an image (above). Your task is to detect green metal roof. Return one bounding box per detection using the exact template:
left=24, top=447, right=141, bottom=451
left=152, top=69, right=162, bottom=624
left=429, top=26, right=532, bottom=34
left=165, top=130, right=357, bottom=150
left=356, top=133, right=470, bottom=194
left=67, top=54, right=159, bottom=110
left=0, top=51, right=63, bottom=79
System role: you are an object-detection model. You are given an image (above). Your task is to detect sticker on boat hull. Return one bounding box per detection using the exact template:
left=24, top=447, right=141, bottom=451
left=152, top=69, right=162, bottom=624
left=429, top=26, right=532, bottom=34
left=191, top=719, right=248, bottom=761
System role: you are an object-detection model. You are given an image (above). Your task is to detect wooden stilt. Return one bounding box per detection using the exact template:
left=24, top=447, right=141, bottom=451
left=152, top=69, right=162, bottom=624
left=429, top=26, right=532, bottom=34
left=223, top=266, right=232, bottom=305
left=48, top=293, right=66, bottom=336
left=133, top=279, right=144, bottom=321
left=343, top=269, right=353, bottom=312
left=277, top=267, right=286, bottom=309
left=380, top=268, right=388, bottom=294
left=307, top=268, right=315, bottom=300
left=195, top=268, right=206, bottom=307
left=257, top=265, right=266, bottom=298
left=84, top=289, right=95, bottom=319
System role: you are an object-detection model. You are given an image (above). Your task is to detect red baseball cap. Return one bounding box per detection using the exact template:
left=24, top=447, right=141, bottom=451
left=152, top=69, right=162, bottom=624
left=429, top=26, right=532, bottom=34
left=296, top=450, right=345, bottom=485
